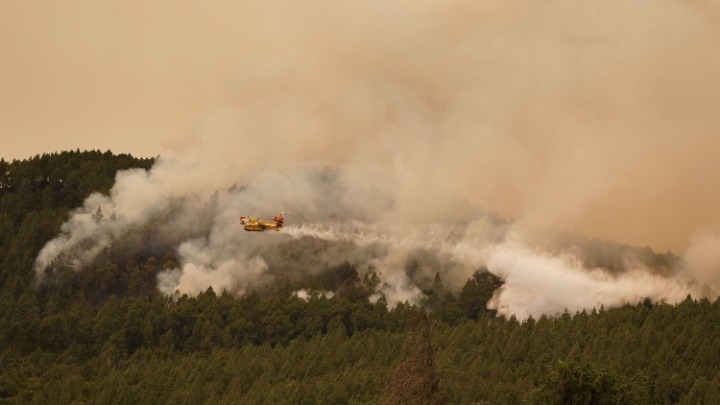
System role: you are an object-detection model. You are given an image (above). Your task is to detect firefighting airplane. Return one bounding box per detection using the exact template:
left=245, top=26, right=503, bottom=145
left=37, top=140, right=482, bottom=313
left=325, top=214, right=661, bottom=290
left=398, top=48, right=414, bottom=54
left=240, top=212, right=284, bottom=231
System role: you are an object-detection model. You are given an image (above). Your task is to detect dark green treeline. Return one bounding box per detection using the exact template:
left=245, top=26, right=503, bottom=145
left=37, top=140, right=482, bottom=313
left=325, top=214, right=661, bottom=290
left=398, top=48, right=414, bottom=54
left=1, top=151, right=719, bottom=404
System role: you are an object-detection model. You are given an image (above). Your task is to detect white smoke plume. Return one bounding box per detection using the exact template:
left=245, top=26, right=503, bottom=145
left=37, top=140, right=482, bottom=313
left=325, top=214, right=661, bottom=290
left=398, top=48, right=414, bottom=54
left=294, top=289, right=335, bottom=301
left=680, top=229, right=720, bottom=298
left=34, top=0, right=720, bottom=318
left=484, top=242, right=695, bottom=319
left=32, top=162, right=720, bottom=317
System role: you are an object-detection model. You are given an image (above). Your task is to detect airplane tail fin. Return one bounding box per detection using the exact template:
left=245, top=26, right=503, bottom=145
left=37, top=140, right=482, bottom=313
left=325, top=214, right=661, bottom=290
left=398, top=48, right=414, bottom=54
left=274, top=212, right=285, bottom=226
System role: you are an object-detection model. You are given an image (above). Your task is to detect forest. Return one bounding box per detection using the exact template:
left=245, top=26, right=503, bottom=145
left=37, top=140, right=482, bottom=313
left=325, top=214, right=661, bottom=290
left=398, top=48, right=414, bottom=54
left=1, top=151, right=719, bottom=404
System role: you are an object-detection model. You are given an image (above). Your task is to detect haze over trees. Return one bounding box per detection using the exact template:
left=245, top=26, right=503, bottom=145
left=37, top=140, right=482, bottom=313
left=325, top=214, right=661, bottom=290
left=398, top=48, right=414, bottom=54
left=1, top=151, right=719, bottom=403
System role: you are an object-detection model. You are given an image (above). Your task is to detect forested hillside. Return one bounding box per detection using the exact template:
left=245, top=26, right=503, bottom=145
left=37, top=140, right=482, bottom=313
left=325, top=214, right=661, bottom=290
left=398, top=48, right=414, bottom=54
left=1, top=151, right=719, bottom=404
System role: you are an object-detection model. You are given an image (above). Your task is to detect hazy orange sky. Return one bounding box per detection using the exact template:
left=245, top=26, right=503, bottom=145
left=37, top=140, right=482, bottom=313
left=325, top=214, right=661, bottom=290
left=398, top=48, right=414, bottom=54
left=3, top=0, right=720, bottom=252
left=0, top=0, right=253, bottom=160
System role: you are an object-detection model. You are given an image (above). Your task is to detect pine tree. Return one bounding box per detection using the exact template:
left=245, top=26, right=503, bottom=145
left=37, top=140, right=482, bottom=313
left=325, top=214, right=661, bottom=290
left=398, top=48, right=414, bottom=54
left=386, top=309, right=444, bottom=405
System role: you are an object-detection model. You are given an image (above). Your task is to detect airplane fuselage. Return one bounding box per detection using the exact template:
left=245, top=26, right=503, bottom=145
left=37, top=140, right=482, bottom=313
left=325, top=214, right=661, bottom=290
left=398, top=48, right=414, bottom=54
left=240, top=212, right=284, bottom=232
left=243, top=222, right=281, bottom=231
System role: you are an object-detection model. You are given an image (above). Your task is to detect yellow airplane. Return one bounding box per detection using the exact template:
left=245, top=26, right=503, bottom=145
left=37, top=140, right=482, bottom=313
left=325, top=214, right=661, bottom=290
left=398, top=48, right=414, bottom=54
left=240, top=212, right=284, bottom=231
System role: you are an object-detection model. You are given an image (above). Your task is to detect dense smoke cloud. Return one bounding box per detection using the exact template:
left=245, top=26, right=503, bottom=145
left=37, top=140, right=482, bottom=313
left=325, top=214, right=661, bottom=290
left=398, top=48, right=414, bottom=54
left=34, top=0, right=720, bottom=318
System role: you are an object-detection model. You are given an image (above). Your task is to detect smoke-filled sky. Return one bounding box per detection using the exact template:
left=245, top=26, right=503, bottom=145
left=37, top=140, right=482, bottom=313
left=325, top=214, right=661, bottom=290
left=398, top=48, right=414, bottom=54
left=8, top=0, right=720, bottom=317
left=3, top=0, right=720, bottom=251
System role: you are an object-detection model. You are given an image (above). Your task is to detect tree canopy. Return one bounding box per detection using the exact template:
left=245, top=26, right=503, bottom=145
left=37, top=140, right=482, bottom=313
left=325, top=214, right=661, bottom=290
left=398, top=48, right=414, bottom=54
left=0, top=151, right=717, bottom=404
